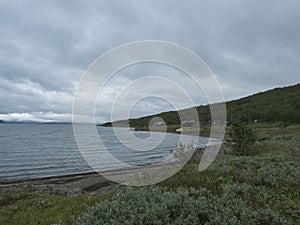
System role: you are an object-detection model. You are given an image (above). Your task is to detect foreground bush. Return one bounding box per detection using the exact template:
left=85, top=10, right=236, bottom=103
left=73, top=187, right=290, bottom=225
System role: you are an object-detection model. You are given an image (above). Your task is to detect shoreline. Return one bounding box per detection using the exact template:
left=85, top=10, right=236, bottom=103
left=0, top=171, right=98, bottom=185
left=0, top=170, right=113, bottom=193
left=98, top=124, right=212, bottom=137
left=0, top=161, right=186, bottom=193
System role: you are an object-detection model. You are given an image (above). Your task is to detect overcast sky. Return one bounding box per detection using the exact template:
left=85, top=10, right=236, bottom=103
left=0, top=0, right=299, bottom=123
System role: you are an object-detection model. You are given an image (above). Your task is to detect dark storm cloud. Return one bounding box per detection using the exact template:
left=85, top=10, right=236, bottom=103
left=0, top=0, right=299, bottom=122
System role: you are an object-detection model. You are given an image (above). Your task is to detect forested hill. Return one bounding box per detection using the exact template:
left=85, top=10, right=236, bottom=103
left=102, top=83, right=300, bottom=128
left=225, top=83, right=300, bottom=123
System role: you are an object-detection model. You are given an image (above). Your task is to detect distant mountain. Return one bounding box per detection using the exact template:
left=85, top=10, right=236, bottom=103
left=101, top=83, right=300, bottom=128
left=0, top=120, right=42, bottom=124
left=0, top=120, right=71, bottom=124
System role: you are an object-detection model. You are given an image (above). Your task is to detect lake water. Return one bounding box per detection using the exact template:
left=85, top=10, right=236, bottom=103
left=0, top=124, right=212, bottom=181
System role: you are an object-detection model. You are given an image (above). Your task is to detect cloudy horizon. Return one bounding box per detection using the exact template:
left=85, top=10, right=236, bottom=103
left=0, top=0, right=299, bottom=123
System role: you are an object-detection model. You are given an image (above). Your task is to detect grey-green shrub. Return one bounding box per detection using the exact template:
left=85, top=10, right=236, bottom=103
left=73, top=187, right=289, bottom=225
left=212, top=153, right=300, bottom=188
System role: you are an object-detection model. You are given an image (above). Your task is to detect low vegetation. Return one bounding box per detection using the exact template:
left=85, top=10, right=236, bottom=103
left=73, top=187, right=291, bottom=225
left=72, top=137, right=300, bottom=225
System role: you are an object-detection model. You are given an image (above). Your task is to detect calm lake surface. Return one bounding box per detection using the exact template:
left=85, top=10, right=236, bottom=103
left=0, top=124, right=213, bottom=181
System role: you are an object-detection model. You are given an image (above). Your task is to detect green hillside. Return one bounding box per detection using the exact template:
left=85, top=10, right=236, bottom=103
left=102, top=83, right=300, bottom=129
left=226, top=83, right=300, bottom=123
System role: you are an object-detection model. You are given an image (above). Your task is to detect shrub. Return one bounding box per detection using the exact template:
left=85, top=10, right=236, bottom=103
left=211, top=153, right=300, bottom=188
left=73, top=187, right=289, bottom=225
left=170, top=142, right=194, bottom=161
left=228, top=120, right=256, bottom=155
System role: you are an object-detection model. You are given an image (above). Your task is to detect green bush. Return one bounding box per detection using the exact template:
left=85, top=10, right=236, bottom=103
left=211, top=153, right=300, bottom=188
left=228, top=120, right=256, bottom=155
left=73, top=187, right=289, bottom=225
left=229, top=121, right=256, bottom=155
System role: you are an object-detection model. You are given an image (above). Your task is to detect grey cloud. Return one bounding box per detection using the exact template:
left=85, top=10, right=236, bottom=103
left=0, top=0, right=299, bottom=122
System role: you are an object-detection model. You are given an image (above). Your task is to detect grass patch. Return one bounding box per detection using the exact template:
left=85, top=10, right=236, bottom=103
left=0, top=190, right=114, bottom=225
